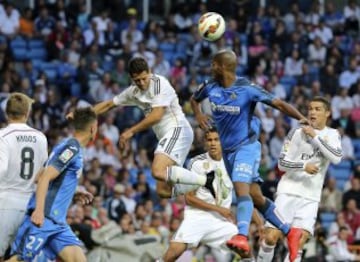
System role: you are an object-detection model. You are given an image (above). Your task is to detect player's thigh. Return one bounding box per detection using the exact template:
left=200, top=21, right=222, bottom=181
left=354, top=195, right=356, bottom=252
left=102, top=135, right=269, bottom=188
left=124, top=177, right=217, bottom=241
left=57, top=245, right=86, bottom=262
left=10, top=216, right=50, bottom=261
left=0, top=209, right=25, bottom=256
left=293, top=199, right=319, bottom=236
left=226, top=142, right=261, bottom=184
left=155, top=126, right=194, bottom=167
left=47, top=226, right=83, bottom=262
left=172, top=216, right=208, bottom=248
left=264, top=194, right=297, bottom=228
left=202, top=220, right=238, bottom=250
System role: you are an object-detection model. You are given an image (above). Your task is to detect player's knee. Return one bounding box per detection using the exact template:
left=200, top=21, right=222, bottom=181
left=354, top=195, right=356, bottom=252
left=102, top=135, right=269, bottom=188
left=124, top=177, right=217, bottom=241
left=264, top=228, right=280, bottom=246
left=151, top=165, right=165, bottom=180
left=156, top=185, right=171, bottom=198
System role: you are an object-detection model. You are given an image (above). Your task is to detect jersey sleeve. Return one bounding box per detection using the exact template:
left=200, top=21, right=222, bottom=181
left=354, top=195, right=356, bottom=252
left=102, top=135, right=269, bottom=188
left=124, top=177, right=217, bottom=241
left=151, top=77, right=174, bottom=107
left=0, top=137, right=9, bottom=179
left=192, top=82, right=209, bottom=102
left=278, top=128, right=306, bottom=172
left=113, top=87, right=136, bottom=106
left=47, top=140, right=80, bottom=173
left=310, top=129, right=343, bottom=164
left=247, top=84, right=275, bottom=105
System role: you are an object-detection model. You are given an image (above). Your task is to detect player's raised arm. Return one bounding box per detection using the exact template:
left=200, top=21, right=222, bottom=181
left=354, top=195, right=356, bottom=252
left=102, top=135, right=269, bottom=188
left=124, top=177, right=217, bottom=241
left=93, top=99, right=117, bottom=115
left=270, top=98, right=307, bottom=122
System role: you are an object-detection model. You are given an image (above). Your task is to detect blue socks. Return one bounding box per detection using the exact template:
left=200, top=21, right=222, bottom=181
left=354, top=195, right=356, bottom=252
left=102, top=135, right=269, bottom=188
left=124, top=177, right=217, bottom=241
left=236, top=195, right=253, bottom=236
left=258, top=198, right=290, bottom=235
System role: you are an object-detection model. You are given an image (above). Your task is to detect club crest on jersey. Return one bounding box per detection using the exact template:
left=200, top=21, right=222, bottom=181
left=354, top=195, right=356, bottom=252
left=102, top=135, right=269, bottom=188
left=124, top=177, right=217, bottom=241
left=203, top=162, right=210, bottom=170
left=59, top=149, right=74, bottom=163
left=230, top=92, right=237, bottom=99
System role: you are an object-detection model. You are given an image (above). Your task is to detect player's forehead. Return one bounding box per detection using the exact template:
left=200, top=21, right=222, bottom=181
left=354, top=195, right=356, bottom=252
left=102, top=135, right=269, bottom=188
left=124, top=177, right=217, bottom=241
left=131, top=70, right=150, bottom=81
left=309, top=101, right=325, bottom=109
left=206, top=131, right=219, bottom=139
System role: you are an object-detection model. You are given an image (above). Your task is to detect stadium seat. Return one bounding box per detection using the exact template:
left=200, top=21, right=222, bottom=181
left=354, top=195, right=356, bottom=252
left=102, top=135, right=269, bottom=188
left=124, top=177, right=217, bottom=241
left=28, top=39, right=45, bottom=49
left=10, top=37, right=27, bottom=49
left=158, top=42, right=176, bottom=53
left=336, top=179, right=347, bottom=191
left=353, top=139, right=360, bottom=158
left=12, top=47, right=28, bottom=61
left=28, top=48, right=47, bottom=60
left=43, top=69, right=57, bottom=82
left=320, top=212, right=336, bottom=223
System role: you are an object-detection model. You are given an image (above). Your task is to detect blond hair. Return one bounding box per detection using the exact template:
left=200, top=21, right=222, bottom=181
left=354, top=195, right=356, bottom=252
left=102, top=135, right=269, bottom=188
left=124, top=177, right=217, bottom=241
left=5, top=92, right=34, bottom=120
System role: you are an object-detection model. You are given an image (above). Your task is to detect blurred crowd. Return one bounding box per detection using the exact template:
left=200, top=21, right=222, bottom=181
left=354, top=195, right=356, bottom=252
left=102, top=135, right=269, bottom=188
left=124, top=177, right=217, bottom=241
left=0, top=0, right=360, bottom=261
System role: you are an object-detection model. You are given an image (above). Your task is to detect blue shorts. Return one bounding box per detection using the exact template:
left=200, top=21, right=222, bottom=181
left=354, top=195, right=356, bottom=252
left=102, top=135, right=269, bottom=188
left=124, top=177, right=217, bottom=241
left=11, top=215, right=81, bottom=261
left=223, top=141, right=263, bottom=184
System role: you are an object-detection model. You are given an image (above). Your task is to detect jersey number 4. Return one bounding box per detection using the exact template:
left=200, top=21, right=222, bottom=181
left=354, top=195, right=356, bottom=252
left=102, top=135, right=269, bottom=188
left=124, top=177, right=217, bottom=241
left=20, top=147, right=35, bottom=180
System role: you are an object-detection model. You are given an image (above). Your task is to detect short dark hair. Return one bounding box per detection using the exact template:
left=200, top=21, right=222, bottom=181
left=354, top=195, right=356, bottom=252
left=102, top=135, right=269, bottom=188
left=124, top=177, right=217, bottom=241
left=310, top=96, right=330, bottom=111
left=128, top=57, right=149, bottom=76
left=72, top=107, right=97, bottom=131
left=205, top=126, right=218, bottom=137
left=6, top=92, right=33, bottom=120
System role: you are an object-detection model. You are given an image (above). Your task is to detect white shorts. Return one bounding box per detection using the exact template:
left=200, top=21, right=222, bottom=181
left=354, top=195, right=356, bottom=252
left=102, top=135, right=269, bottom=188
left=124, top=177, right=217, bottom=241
left=0, top=209, right=26, bottom=256
left=172, top=213, right=238, bottom=251
left=155, top=126, right=194, bottom=166
left=265, top=193, right=319, bottom=235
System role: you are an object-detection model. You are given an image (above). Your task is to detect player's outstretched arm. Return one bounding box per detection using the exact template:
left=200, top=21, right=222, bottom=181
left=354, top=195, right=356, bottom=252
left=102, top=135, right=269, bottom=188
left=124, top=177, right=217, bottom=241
left=31, top=166, right=60, bottom=227
left=93, top=99, right=117, bottom=116
left=271, top=99, right=307, bottom=122
left=185, top=191, right=234, bottom=222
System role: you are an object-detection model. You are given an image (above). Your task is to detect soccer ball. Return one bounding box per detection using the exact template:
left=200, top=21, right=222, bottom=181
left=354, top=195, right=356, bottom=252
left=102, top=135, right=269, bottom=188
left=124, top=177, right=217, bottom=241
left=198, top=12, right=225, bottom=41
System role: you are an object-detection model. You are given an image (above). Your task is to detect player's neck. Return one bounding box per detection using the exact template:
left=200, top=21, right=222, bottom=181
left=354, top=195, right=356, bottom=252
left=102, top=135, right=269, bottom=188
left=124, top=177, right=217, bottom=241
left=209, top=153, right=222, bottom=161
left=8, top=119, right=27, bottom=124
left=222, top=74, right=236, bottom=88
left=73, top=132, right=90, bottom=147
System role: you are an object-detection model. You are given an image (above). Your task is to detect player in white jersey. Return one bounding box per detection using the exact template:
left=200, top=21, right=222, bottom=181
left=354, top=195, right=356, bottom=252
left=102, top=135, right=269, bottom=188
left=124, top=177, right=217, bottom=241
left=257, top=96, right=343, bottom=262
left=161, top=127, right=237, bottom=262
left=0, top=93, right=48, bottom=261
left=87, top=57, right=216, bottom=198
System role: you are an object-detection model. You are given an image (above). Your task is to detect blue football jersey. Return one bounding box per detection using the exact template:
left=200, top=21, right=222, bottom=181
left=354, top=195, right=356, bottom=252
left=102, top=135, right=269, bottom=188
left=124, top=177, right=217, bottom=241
left=193, top=77, right=275, bottom=151
left=27, top=138, right=83, bottom=224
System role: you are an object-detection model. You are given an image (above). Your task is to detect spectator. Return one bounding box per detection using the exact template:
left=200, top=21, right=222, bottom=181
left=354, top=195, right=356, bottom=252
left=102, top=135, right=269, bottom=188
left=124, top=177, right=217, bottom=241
left=326, top=226, right=360, bottom=261
left=0, top=3, right=20, bottom=39
left=106, top=183, right=127, bottom=222
left=343, top=177, right=360, bottom=209
left=320, top=177, right=343, bottom=212
left=34, top=6, right=56, bottom=37
left=339, top=58, right=360, bottom=89
left=19, top=7, right=35, bottom=38
left=284, top=49, right=304, bottom=77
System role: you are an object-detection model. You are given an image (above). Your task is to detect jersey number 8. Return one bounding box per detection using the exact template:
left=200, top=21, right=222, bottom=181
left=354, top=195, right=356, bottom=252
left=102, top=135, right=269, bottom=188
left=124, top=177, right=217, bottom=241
left=20, top=147, right=35, bottom=180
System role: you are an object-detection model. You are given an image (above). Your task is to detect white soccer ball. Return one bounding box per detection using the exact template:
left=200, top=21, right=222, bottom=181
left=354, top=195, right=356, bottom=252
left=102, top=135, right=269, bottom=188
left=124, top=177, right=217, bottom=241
left=198, top=12, right=226, bottom=42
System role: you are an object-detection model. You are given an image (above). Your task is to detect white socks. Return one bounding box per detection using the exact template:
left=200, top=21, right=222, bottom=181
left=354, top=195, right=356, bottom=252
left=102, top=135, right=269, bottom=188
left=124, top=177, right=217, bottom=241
left=257, top=240, right=275, bottom=262
left=284, top=251, right=303, bottom=262
left=166, top=166, right=207, bottom=186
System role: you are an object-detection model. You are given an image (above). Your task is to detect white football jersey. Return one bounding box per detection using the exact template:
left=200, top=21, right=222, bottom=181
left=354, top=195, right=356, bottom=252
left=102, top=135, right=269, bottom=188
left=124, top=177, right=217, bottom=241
left=277, top=126, right=342, bottom=202
left=184, top=153, right=233, bottom=219
left=0, top=123, right=48, bottom=210
left=113, top=74, right=191, bottom=140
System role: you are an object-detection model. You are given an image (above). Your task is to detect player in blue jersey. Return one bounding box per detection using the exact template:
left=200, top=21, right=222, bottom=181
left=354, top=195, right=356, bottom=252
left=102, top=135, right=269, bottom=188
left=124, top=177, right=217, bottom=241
left=7, top=107, right=97, bottom=262
left=190, top=50, right=307, bottom=262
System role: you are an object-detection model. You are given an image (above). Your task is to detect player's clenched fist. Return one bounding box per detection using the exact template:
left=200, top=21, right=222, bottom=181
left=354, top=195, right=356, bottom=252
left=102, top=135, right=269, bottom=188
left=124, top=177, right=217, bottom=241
left=31, top=209, right=44, bottom=227
left=217, top=206, right=235, bottom=223
left=305, top=163, right=319, bottom=175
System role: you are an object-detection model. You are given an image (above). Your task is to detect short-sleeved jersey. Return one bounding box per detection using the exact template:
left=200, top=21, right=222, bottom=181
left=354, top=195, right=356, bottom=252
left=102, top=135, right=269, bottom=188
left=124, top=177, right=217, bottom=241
left=184, top=153, right=233, bottom=219
left=277, top=126, right=343, bottom=201
left=27, top=138, right=83, bottom=224
left=193, top=77, right=275, bottom=152
left=113, top=74, right=191, bottom=140
left=0, top=123, right=48, bottom=210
